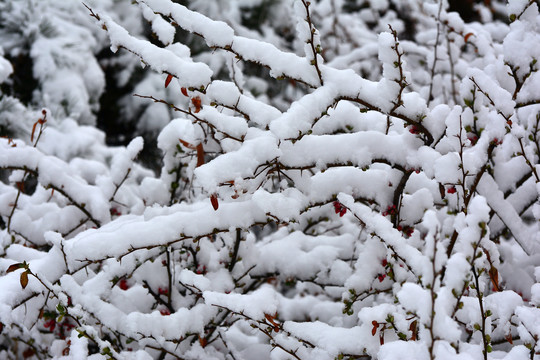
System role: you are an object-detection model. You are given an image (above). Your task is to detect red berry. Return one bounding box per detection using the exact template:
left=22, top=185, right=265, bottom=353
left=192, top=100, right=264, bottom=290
left=110, top=208, right=121, bottom=216
left=492, top=138, right=503, bottom=145
left=118, top=279, right=129, bottom=290
left=333, top=201, right=347, bottom=216
left=44, top=319, right=56, bottom=331
left=158, top=287, right=168, bottom=295
left=160, top=309, right=171, bottom=316
left=447, top=187, right=457, bottom=194
left=384, top=205, right=397, bottom=216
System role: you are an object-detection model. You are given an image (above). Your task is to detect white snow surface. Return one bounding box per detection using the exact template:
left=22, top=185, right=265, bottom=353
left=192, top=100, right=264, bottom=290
left=0, top=0, right=539, bottom=359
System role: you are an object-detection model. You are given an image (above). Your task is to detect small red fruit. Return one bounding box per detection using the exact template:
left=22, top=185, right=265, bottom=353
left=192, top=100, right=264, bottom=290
left=333, top=201, right=347, bottom=217
left=468, top=136, right=478, bottom=145
left=409, top=125, right=419, bottom=134
left=158, top=287, right=168, bottom=295
left=44, top=319, right=56, bottom=331
left=195, top=265, right=207, bottom=275
left=405, top=227, right=414, bottom=237
left=118, top=279, right=128, bottom=290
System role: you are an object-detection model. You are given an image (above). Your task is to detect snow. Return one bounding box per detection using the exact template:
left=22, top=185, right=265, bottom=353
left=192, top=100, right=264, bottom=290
left=234, top=36, right=320, bottom=86
left=467, top=68, right=516, bottom=118
left=203, top=285, right=277, bottom=320
left=486, top=291, right=523, bottom=336
left=0, top=53, right=12, bottom=83
left=197, top=107, right=248, bottom=140
left=444, top=253, right=471, bottom=290
left=507, top=0, right=535, bottom=17
left=284, top=321, right=365, bottom=357
left=339, top=194, right=432, bottom=278
left=140, top=2, right=175, bottom=46
left=158, top=118, right=203, bottom=152
left=400, top=188, right=433, bottom=224
left=478, top=175, right=538, bottom=255
left=253, top=231, right=353, bottom=279
left=143, top=0, right=235, bottom=48
left=194, top=129, right=281, bottom=191
left=0, top=0, right=539, bottom=358
left=397, top=283, right=431, bottom=320
left=99, top=12, right=213, bottom=88
left=434, top=152, right=461, bottom=184
left=378, top=341, right=429, bottom=360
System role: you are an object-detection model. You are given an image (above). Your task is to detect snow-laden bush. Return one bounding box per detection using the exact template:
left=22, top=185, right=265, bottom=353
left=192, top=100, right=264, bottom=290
left=1, top=0, right=539, bottom=359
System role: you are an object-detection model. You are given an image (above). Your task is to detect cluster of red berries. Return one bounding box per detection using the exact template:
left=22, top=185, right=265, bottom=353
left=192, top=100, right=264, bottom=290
left=43, top=318, right=75, bottom=338
left=43, top=319, right=56, bottom=331
left=333, top=201, right=347, bottom=217
left=160, top=308, right=171, bottom=316
left=382, top=205, right=397, bottom=217
left=110, top=208, right=122, bottom=217
left=158, top=287, right=168, bottom=296
left=397, top=225, right=414, bottom=237
left=468, top=135, right=478, bottom=145
left=378, top=259, right=389, bottom=282
left=196, top=265, right=207, bottom=275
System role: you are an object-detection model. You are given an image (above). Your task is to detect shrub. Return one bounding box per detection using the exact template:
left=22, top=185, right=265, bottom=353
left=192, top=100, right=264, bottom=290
left=0, top=0, right=539, bottom=359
